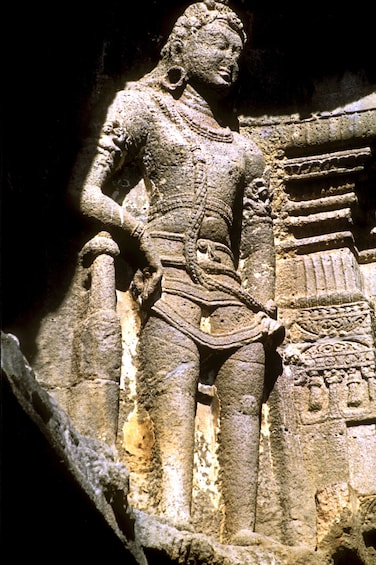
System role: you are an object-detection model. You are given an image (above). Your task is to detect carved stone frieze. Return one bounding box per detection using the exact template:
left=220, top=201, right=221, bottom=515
left=291, top=361, right=375, bottom=424
left=283, top=299, right=375, bottom=424
left=284, top=147, right=372, bottom=181
left=293, top=301, right=373, bottom=340
left=240, top=91, right=376, bottom=556
left=278, top=145, right=373, bottom=254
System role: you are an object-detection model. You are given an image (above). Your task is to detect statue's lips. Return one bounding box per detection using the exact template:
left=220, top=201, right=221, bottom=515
left=218, top=67, right=232, bottom=82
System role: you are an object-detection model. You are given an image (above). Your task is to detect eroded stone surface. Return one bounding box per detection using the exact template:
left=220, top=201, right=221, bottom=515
left=2, top=330, right=327, bottom=564
left=1, top=331, right=146, bottom=564
left=49, top=0, right=285, bottom=544
left=3, top=1, right=376, bottom=563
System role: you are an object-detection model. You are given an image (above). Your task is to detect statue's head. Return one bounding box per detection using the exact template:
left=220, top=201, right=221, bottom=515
left=158, top=1, right=247, bottom=95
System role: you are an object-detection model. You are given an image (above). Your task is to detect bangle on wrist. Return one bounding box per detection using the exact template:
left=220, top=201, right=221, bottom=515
left=131, top=222, right=146, bottom=240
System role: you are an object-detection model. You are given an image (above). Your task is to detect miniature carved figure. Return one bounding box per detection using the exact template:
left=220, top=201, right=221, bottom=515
left=68, top=0, right=284, bottom=543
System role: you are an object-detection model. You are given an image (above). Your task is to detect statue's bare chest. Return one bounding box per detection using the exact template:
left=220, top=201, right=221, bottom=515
left=142, top=108, right=246, bottom=206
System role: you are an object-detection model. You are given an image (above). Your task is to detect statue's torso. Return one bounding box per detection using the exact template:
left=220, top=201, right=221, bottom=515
left=117, top=85, right=264, bottom=249
left=104, top=85, right=277, bottom=346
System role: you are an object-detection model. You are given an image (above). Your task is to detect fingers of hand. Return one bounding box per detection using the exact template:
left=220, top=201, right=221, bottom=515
left=131, top=267, right=162, bottom=306
left=141, top=271, right=162, bottom=301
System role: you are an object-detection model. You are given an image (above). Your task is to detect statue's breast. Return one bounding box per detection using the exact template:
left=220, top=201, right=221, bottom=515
left=143, top=109, right=247, bottom=204
left=204, top=139, right=245, bottom=202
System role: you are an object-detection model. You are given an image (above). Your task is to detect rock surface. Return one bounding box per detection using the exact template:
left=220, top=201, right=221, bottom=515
left=1, top=330, right=331, bottom=564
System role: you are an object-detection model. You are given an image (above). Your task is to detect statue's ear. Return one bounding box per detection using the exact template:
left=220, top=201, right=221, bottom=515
left=169, top=39, right=184, bottom=64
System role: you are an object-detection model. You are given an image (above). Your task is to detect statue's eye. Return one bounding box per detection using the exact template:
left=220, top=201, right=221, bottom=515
left=213, top=37, right=228, bottom=50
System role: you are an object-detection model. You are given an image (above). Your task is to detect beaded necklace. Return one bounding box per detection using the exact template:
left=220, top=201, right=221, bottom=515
left=177, top=104, right=234, bottom=143
left=148, top=86, right=267, bottom=314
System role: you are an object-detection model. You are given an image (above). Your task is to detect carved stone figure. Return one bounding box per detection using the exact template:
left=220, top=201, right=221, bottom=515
left=68, top=0, right=284, bottom=543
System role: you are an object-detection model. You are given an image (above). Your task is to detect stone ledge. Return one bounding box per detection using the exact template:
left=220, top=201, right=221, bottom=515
left=134, top=509, right=325, bottom=565
left=0, top=331, right=339, bottom=564
left=1, top=331, right=146, bottom=565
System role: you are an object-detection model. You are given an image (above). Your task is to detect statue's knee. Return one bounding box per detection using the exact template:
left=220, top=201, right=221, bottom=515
left=239, top=394, right=260, bottom=416
left=233, top=342, right=265, bottom=365
left=220, top=393, right=261, bottom=418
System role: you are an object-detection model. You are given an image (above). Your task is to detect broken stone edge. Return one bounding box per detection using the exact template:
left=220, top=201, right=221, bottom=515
left=1, top=331, right=329, bottom=565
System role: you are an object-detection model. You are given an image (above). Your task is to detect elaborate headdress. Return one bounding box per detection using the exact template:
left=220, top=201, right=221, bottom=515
left=160, top=1, right=247, bottom=62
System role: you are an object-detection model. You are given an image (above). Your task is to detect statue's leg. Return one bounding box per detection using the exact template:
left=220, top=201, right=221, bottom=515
left=137, top=306, right=200, bottom=529
left=215, top=341, right=265, bottom=544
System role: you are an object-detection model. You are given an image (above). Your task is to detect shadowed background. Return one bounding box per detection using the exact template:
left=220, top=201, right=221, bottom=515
left=2, top=1, right=375, bottom=560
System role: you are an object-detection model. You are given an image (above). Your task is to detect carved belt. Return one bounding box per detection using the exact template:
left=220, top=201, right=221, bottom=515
left=148, top=194, right=233, bottom=226
left=151, top=298, right=265, bottom=350
left=149, top=230, right=241, bottom=282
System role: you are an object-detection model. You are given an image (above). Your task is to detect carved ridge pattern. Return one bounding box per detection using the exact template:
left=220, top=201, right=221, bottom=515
left=283, top=147, right=372, bottom=181
left=279, top=251, right=364, bottom=300
left=285, top=192, right=358, bottom=215
left=294, top=302, right=372, bottom=339
left=276, top=144, right=373, bottom=256
left=302, top=340, right=374, bottom=370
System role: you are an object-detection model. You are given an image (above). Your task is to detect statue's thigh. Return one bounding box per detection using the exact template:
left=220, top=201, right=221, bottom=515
left=215, top=341, right=265, bottom=407
left=138, top=314, right=201, bottom=409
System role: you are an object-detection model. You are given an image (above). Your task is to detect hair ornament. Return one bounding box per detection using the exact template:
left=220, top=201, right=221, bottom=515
left=160, top=1, right=246, bottom=63
left=204, top=0, right=229, bottom=7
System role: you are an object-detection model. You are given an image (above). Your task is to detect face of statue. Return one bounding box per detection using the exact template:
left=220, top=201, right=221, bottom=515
left=182, top=21, right=244, bottom=95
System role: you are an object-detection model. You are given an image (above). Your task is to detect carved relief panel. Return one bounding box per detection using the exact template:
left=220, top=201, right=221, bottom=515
left=242, top=106, right=376, bottom=548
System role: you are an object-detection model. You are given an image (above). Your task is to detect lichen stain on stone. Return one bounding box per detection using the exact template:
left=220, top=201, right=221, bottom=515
left=315, top=482, right=358, bottom=545
left=199, top=314, right=212, bottom=334
left=122, top=406, right=157, bottom=513
left=193, top=387, right=221, bottom=511
left=117, top=290, right=140, bottom=395
left=260, top=402, right=271, bottom=439
left=122, top=407, right=155, bottom=460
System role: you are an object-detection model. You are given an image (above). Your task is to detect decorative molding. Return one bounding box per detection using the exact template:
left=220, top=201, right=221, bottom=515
left=284, top=147, right=372, bottom=181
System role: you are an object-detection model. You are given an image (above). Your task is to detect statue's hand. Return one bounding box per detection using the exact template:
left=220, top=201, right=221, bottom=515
left=257, top=309, right=285, bottom=349
left=131, top=230, right=163, bottom=307
left=265, top=299, right=277, bottom=319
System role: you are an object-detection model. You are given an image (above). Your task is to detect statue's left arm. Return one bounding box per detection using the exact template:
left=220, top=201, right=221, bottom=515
left=239, top=139, right=277, bottom=317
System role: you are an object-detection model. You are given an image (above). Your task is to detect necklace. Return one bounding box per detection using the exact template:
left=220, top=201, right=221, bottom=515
left=177, top=103, right=234, bottom=143
left=181, top=87, right=214, bottom=117
left=149, top=88, right=267, bottom=314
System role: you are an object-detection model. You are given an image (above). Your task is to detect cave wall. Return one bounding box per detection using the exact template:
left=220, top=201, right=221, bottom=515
left=3, top=2, right=376, bottom=562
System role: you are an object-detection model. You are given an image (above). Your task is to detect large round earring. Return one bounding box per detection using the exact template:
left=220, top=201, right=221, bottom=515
left=161, top=65, right=187, bottom=92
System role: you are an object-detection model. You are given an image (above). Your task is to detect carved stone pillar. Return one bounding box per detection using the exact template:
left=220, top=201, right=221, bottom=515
left=277, top=111, right=376, bottom=547
left=70, top=231, right=122, bottom=446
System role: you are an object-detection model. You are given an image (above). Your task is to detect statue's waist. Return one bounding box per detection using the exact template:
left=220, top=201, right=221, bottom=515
left=149, top=230, right=239, bottom=279
left=148, top=193, right=234, bottom=227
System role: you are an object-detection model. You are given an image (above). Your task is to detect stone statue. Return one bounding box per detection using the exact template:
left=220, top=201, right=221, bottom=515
left=68, top=0, right=284, bottom=544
